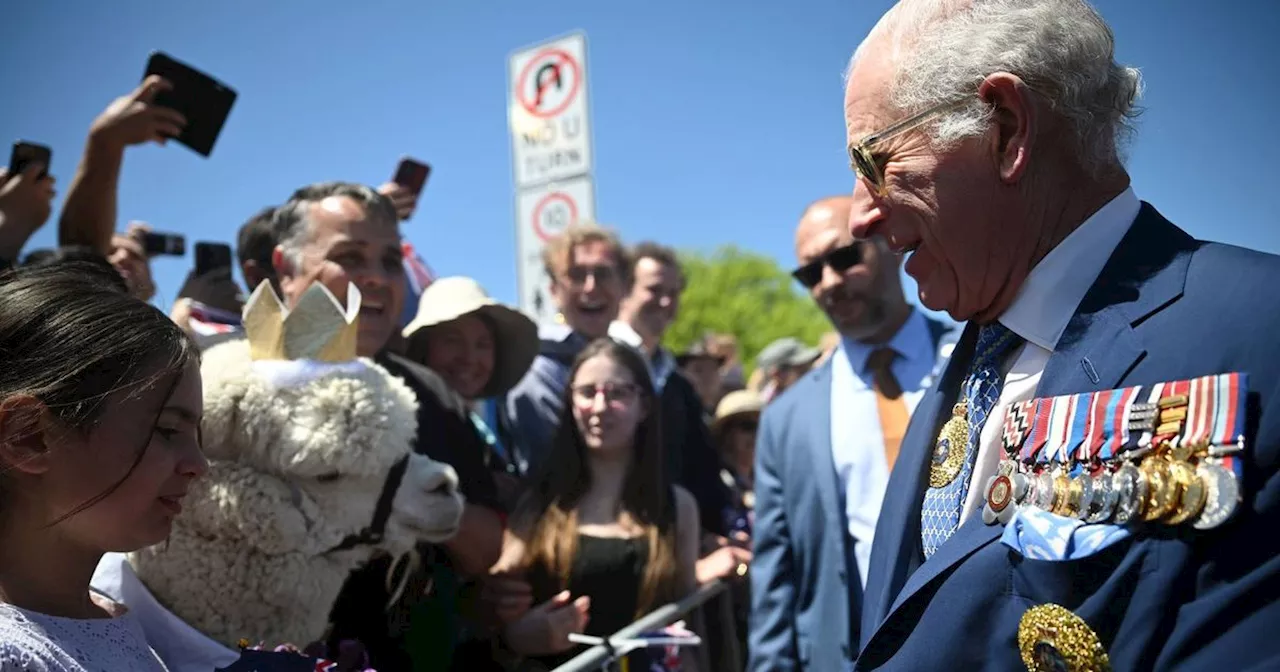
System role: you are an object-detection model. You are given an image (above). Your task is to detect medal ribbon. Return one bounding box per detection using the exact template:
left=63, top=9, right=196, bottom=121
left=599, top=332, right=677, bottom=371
left=1154, top=379, right=1190, bottom=446
left=1042, top=394, right=1073, bottom=466
left=1103, top=386, right=1136, bottom=462
left=1023, top=397, right=1053, bottom=463
left=1132, top=383, right=1164, bottom=451
left=1066, top=392, right=1091, bottom=476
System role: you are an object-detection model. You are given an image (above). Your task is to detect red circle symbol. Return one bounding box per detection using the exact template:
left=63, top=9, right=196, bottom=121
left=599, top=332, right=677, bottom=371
left=531, top=192, right=578, bottom=241
left=516, top=48, right=582, bottom=119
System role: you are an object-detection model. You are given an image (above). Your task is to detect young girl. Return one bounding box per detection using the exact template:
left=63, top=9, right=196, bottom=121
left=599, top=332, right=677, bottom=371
left=0, top=262, right=207, bottom=671
left=493, top=338, right=703, bottom=671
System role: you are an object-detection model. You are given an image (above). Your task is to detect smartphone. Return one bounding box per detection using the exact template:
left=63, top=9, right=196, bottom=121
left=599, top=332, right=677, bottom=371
left=8, top=141, right=51, bottom=179
left=142, top=231, right=186, bottom=257
left=143, top=51, right=238, bottom=157
left=194, top=241, right=233, bottom=276
left=392, top=157, right=431, bottom=197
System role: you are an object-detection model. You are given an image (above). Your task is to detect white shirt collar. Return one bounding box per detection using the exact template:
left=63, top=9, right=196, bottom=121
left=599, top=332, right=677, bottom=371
left=839, top=308, right=932, bottom=375
left=999, top=187, right=1140, bottom=351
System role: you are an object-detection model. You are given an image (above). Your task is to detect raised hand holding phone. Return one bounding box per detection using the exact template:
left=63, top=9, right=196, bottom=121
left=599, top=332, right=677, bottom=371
left=143, top=52, right=237, bottom=157
left=0, top=143, right=57, bottom=251
left=377, top=157, right=430, bottom=221
left=89, top=76, right=188, bottom=149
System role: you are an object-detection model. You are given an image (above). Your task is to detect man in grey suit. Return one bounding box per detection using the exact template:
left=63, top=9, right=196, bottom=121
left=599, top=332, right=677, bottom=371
left=749, top=196, right=950, bottom=670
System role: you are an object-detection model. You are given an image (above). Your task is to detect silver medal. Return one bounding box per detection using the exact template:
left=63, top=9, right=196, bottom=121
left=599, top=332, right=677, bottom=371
left=1192, top=461, right=1241, bottom=530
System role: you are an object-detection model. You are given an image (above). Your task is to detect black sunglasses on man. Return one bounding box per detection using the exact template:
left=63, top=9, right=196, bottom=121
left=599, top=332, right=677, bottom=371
left=791, top=241, right=866, bottom=289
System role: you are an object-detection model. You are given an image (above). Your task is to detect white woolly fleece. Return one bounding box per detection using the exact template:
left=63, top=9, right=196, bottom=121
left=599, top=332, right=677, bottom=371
left=130, top=340, right=465, bottom=648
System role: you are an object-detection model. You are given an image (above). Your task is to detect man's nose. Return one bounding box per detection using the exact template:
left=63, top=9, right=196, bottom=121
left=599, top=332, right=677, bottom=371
left=581, top=272, right=598, bottom=293
left=848, top=177, right=887, bottom=240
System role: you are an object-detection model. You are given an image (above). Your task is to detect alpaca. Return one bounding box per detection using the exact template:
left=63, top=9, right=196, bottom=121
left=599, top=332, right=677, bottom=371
left=128, top=332, right=465, bottom=648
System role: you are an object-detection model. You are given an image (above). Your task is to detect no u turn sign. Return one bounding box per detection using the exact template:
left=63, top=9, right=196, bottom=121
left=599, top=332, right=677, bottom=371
left=508, top=33, right=592, bottom=188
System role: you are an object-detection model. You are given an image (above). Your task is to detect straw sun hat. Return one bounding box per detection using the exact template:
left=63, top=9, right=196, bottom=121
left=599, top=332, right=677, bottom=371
left=402, top=276, right=538, bottom=397
left=711, top=389, right=765, bottom=435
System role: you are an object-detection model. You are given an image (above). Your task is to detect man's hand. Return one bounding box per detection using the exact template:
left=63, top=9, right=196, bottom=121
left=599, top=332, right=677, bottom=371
left=502, top=590, right=591, bottom=656
left=89, top=76, right=187, bottom=150
left=377, top=182, right=418, bottom=221
left=0, top=164, right=56, bottom=236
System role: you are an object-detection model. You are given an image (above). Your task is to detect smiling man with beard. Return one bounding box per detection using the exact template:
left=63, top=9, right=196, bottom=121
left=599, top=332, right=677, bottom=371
left=748, top=195, right=951, bottom=672
left=507, top=223, right=631, bottom=472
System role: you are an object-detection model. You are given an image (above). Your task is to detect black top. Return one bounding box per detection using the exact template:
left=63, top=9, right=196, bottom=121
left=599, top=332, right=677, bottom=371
left=528, top=534, right=648, bottom=664
left=326, top=351, right=501, bottom=671
left=660, top=369, right=732, bottom=536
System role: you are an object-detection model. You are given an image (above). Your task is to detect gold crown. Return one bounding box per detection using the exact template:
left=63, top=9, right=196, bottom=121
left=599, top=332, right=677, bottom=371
left=242, top=281, right=361, bottom=362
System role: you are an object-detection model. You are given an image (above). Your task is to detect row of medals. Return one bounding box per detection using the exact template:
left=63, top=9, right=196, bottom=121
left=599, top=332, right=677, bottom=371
left=978, top=395, right=1242, bottom=529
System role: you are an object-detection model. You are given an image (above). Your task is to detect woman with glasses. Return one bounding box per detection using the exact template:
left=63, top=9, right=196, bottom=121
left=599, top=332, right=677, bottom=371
left=489, top=339, right=749, bottom=671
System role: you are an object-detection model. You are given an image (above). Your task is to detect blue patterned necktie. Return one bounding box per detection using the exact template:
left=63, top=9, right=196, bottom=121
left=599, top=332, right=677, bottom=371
left=920, top=322, right=1021, bottom=558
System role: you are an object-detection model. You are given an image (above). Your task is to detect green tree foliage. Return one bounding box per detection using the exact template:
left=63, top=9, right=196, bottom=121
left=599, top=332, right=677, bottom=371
left=665, top=245, right=831, bottom=374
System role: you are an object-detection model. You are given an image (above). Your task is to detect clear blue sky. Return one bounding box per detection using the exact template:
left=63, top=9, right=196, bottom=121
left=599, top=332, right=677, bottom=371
left=3, top=0, right=1277, bottom=320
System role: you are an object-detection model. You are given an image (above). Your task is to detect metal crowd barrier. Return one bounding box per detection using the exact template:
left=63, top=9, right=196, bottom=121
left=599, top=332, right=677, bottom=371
left=552, top=579, right=730, bottom=672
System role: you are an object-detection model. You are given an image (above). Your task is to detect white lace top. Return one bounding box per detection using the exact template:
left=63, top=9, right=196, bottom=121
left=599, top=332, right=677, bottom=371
left=0, top=594, right=168, bottom=672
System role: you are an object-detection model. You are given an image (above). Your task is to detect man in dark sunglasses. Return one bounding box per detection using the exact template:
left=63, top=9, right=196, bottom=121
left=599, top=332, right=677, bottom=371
left=750, top=195, right=952, bottom=672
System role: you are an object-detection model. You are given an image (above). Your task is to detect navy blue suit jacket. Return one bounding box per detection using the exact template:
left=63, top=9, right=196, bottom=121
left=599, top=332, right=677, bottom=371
left=858, top=205, right=1280, bottom=670
left=750, top=318, right=950, bottom=671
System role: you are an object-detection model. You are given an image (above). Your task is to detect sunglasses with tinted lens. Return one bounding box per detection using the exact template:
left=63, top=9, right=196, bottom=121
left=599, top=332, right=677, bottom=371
left=791, top=243, right=864, bottom=289
left=728, top=420, right=759, bottom=433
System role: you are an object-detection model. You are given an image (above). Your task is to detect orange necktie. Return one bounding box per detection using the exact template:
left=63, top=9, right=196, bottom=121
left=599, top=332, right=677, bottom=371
left=867, top=348, right=908, bottom=472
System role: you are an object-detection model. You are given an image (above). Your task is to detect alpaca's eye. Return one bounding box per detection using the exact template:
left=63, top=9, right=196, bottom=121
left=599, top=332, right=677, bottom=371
left=316, top=471, right=342, bottom=483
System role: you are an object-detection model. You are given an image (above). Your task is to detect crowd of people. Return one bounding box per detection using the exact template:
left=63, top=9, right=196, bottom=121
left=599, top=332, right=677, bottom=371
left=4, top=0, right=1280, bottom=671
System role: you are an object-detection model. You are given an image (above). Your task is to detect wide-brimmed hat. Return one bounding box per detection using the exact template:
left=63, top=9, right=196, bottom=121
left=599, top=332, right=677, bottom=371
left=403, top=276, right=538, bottom=397
left=711, top=389, right=764, bottom=434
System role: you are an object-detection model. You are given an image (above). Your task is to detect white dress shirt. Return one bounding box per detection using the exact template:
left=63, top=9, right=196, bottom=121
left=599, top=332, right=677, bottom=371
left=958, top=187, right=1141, bottom=524
left=832, top=309, right=939, bottom=587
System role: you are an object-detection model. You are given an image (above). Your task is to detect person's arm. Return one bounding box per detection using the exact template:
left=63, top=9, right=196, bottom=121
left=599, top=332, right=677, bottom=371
left=0, top=165, right=55, bottom=265
left=506, top=356, right=565, bottom=472
left=746, top=408, right=800, bottom=671
left=58, top=76, right=185, bottom=253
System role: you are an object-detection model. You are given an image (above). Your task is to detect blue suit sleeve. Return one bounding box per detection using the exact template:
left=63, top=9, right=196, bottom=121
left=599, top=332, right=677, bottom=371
left=506, top=355, right=566, bottom=472
left=748, top=405, right=800, bottom=670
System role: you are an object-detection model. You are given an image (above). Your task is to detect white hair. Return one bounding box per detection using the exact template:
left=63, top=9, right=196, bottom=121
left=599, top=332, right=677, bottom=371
left=852, top=0, right=1143, bottom=172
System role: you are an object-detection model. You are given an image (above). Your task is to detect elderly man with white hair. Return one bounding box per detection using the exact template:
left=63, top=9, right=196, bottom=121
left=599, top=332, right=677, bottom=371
left=847, top=1, right=1280, bottom=670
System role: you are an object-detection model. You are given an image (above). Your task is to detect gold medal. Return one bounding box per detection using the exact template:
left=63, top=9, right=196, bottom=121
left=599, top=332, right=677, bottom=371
left=1140, top=457, right=1177, bottom=522
left=1051, top=473, right=1073, bottom=517
left=1017, top=604, right=1112, bottom=672
left=1164, top=459, right=1205, bottom=525
left=930, top=403, right=969, bottom=488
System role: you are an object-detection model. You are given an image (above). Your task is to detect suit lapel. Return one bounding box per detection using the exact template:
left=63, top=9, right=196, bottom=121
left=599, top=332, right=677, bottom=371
left=862, top=323, right=978, bottom=637
left=1040, top=203, right=1192, bottom=394
left=870, top=203, right=1195, bottom=638
left=804, top=362, right=841, bottom=528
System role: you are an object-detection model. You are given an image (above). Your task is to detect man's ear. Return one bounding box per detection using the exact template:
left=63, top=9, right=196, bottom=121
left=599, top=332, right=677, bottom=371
left=0, top=395, right=56, bottom=476
left=270, top=245, right=290, bottom=280
left=977, top=72, right=1037, bottom=184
